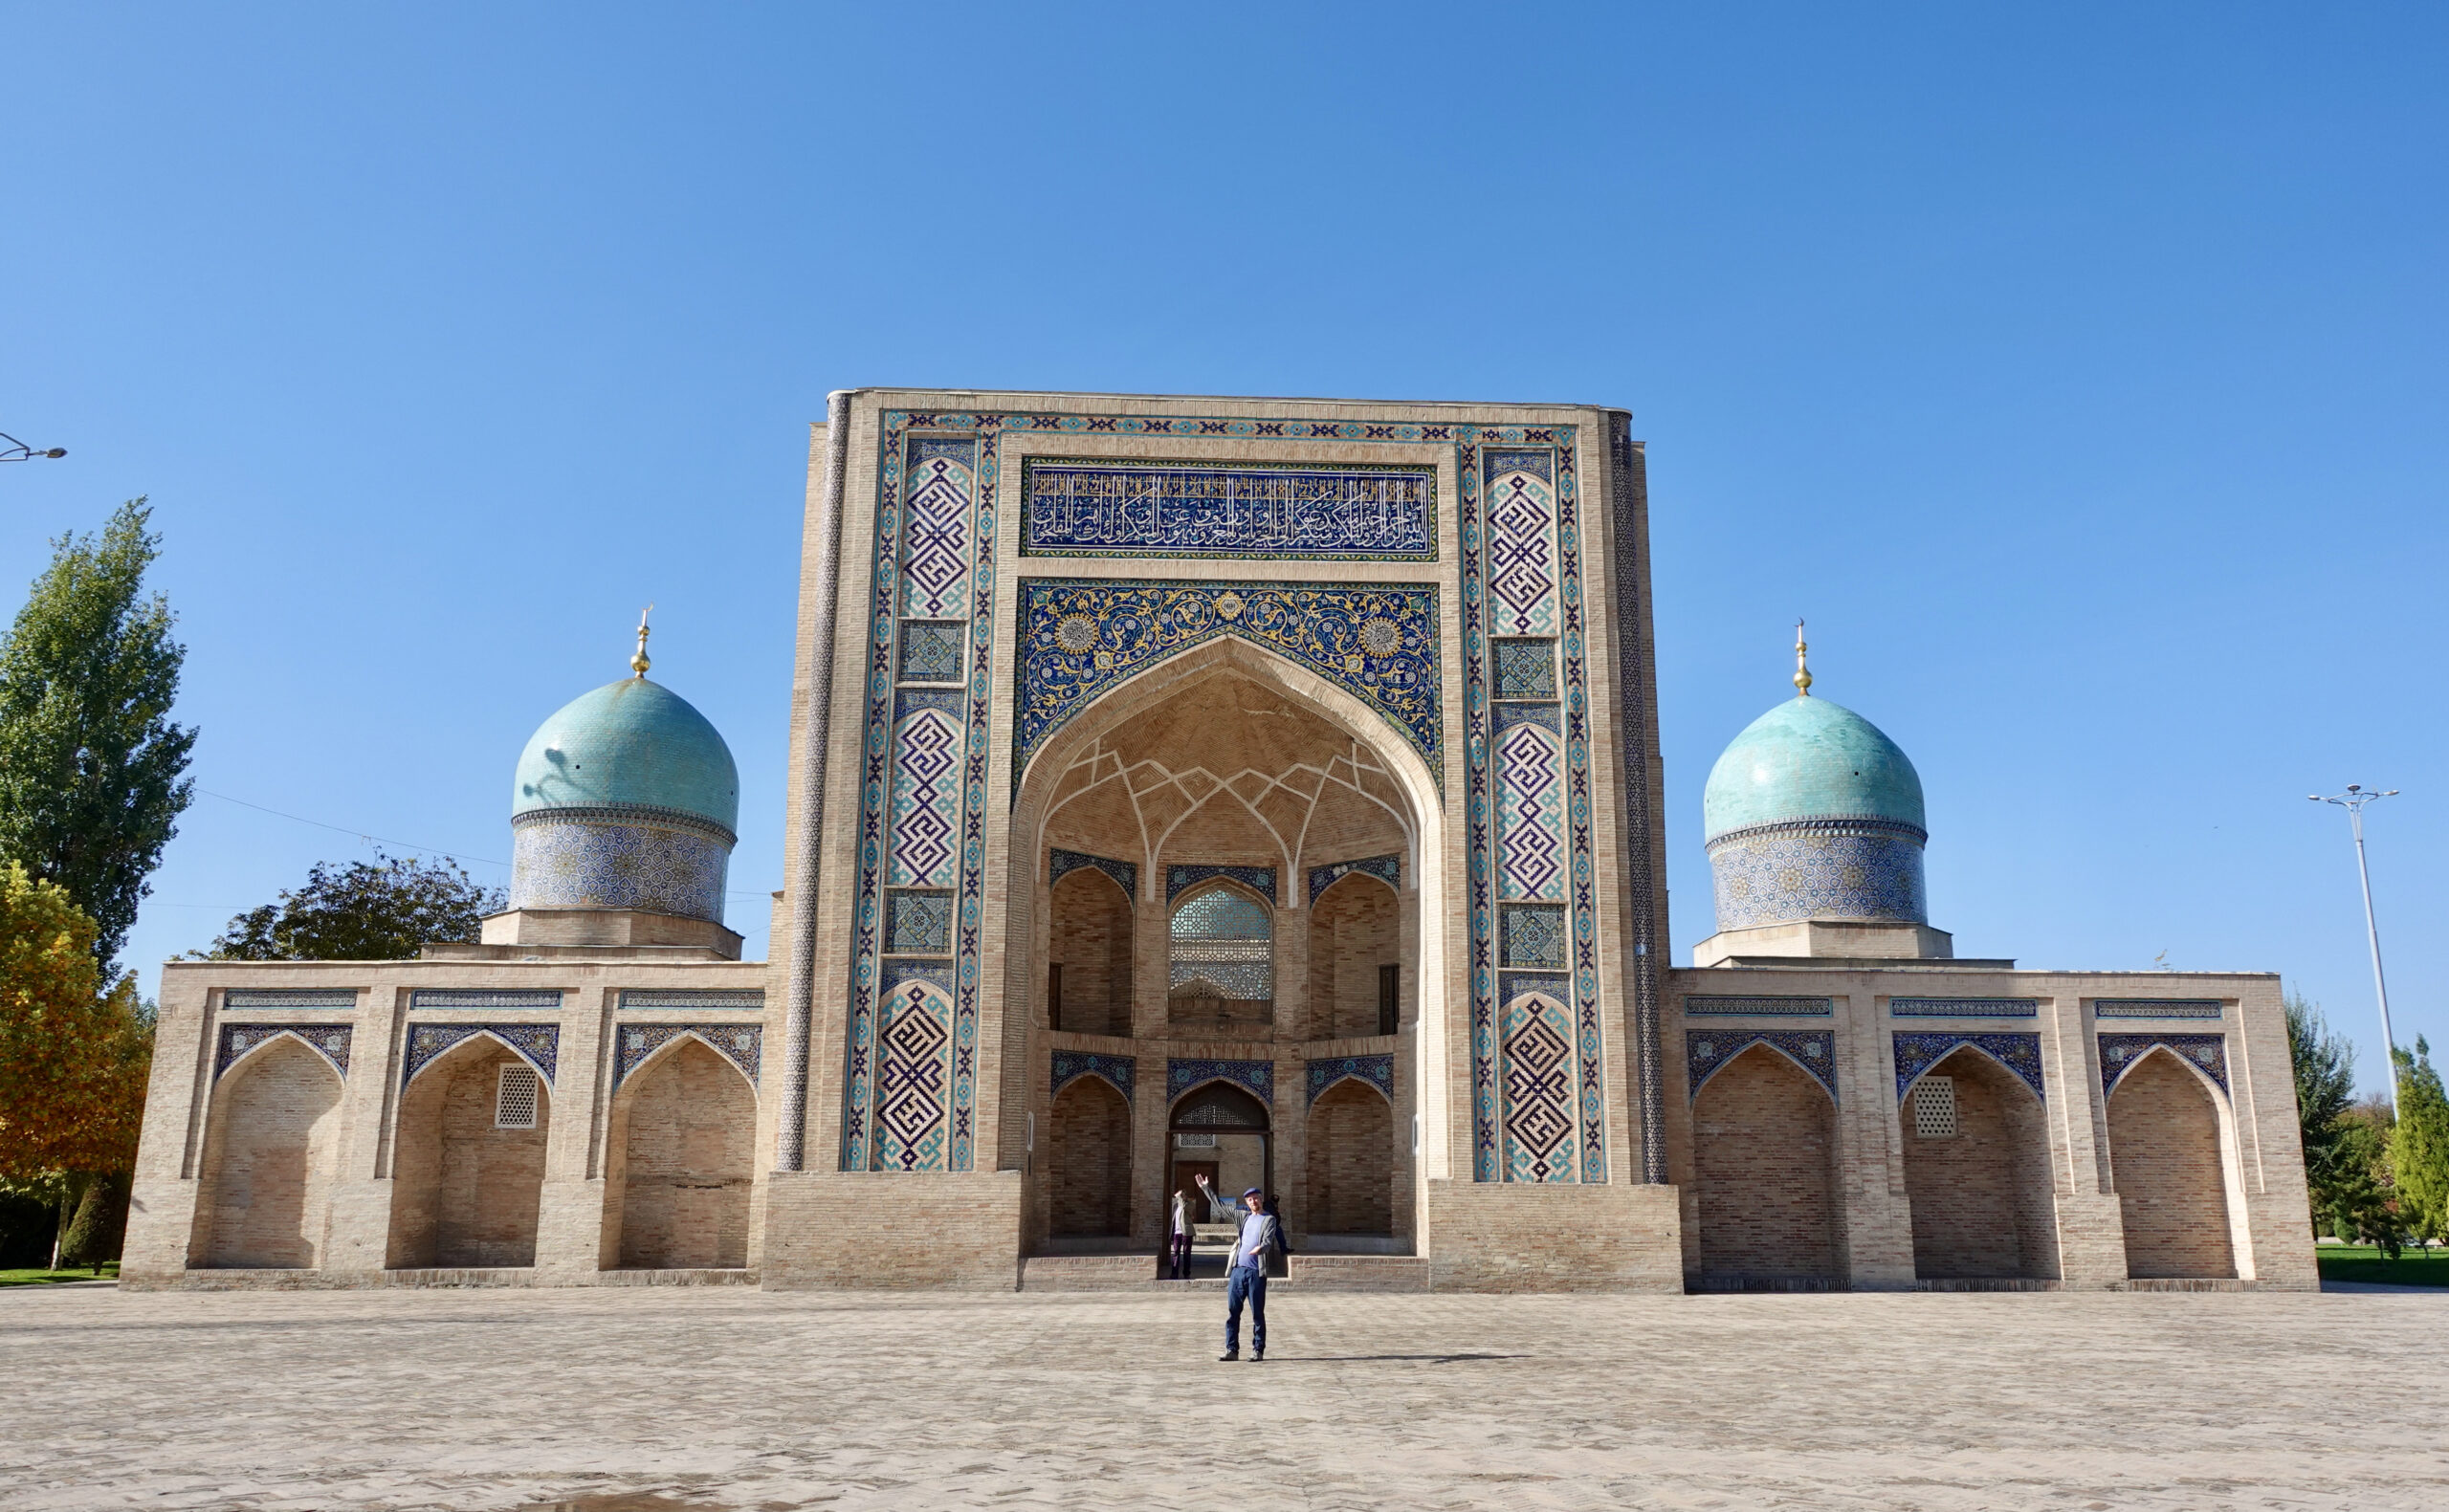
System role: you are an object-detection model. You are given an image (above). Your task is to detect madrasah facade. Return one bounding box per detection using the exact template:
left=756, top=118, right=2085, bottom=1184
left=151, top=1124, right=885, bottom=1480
left=122, top=389, right=2318, bottom=1292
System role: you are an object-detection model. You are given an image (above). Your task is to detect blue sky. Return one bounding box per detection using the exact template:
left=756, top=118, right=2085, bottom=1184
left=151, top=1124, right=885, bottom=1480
left=3, top=5, right=2440, bottom=1095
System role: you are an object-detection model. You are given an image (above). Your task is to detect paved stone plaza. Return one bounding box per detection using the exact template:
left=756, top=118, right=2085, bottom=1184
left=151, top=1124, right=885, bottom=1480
left=5, top=1286, right=2444, bottom=1510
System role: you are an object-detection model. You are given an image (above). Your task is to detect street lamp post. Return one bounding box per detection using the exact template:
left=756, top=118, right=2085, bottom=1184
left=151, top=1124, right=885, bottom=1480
left=2310, top=784, right=2402, bottom=1107
left=0, top=431, right=67, bottom=462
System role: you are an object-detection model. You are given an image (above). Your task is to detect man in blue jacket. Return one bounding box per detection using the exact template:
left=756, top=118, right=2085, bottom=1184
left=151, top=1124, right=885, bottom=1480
left=1219, top=1187, right=1277, bottom=1362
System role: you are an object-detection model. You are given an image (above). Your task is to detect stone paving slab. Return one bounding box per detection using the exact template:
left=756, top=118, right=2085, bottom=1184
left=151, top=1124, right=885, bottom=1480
left=4, top=1285, right=2444, bottom=1510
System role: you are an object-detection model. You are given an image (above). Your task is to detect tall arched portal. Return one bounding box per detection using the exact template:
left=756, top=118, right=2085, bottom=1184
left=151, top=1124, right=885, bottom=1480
left=388, top=1035, right=551, bottom=1269
left=1013, top=639, right=1434, bottom=1257
left=2108, top=1050, right=2239, bottom=1279
left=1899, top=1047, right=2059, bottom=1281
left=1691, top=1043, right=1840, bottom=1284
left=191, top=1035, right=345, bottom=1269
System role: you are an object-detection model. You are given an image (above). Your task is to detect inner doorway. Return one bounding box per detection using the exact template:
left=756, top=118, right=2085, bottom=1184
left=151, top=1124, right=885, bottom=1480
left=1168, top=1082, right=1270, bottom=1278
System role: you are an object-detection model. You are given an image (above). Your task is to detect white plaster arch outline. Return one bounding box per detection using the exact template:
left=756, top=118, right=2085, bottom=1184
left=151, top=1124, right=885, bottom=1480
left=2105, top=1040, right=2231, bottom=1106
left=613, top=1028, right=761, bottom=1102
left=1688, top=1034, right=1839, bottom=1107
left=217, top=1027, right=348, bottom=1085
left=400, top=1026, right=555, bottom=1092
left=2102, top=1038, right=2259, bottom=1280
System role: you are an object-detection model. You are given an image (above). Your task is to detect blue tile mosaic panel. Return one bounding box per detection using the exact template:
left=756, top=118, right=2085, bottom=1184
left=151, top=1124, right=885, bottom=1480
left=409, top=989, right=564, bottom=1011
left=896, top=622, right=965, bottom=684
left=1307, top=1053, right=1394, bottom=1105
left=613, top=1023, right=761, bottom=1089
left=618, top=989, right=766, bottom=1010
left=1496, top=717, right=1565, bottom=902
left=883, top=890, right=954, bottom=954
left=1482, top=451, right=1558, bottom=636
left=888, top=707, right=961, bottom=888
left=1499, top=904, right=1567, bottom=970
left=1050, top=847, right=1138, bottom=898
left=1021, top=457, right=1436, bottom=559
left=900, top=440, right=975, bottom=620
left=1892, top=1032, right=2045, bottom=1102
left=1168, top=1057, right=1274, bottom=1106
left=2093, top=999, right=2224, bottom=1019
left=1684, top=996, right=1834, bottom=1017
left=1490, top=638, right=1557, bottom=700
left=1688, top=1029, right=1837, bottom=1101
left=871, top=976, right=953, bottom=1170
left=2099, top=1033, right=2228, bottom=1097
left=1052, top=1050, right=1136, bottom=1104
left=1708, top=824, right=1926, bottom=931
left=1167, top=864, right=1275, bottom=904
left=403, top=1023, right=559, bottom=1086
left=216, top=1023, right=351, bottom=1079
left=1889, top=998, right=2039, bottom=1018
left=1307, top=854, right=1400, bottom=904
left=223, top=988, right=359, bottom=1010
left=1016, top=580, right=1440, bottom=789
left=1500, top=994, right=1580, bottom=1181
left=510, top=814, right=730, bottom=923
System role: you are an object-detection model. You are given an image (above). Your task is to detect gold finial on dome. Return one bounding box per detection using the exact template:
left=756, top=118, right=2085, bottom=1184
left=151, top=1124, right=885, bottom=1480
left=1793, top=618, right=1812, bottom=696
left=630, top=603, right=654, bottom=678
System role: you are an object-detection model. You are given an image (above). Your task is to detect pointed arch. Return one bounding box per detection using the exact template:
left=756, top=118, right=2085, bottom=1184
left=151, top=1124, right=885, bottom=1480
left=612, top=1025, right=761, bottom=1098
left=386, top=1029, right=552, bottom=1269
left=1691, top=1041, right=1842, bottom=1283
left=191, top=1034, right=345, bottom=1270
left=607, top=1036, right=756, bottom=1270
left=1898, top=1044, right=2061, bottom=1282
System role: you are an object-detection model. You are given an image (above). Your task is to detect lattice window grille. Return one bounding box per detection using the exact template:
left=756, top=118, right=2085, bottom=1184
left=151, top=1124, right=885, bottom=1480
left=496, top=1063, right=540, bottom=1129
left=1169, top=886, right=1273, bottom=999
left=1909, top=1076, right=1957, bottom=1139
left=1174, top=1132, right=1218, bottom=1149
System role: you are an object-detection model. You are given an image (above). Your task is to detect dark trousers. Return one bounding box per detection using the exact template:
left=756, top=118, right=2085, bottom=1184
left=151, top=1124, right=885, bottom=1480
left=1169, top=1233, right=1191, bottom=1278
left=1225, top=1264, right=1268, bottom=1354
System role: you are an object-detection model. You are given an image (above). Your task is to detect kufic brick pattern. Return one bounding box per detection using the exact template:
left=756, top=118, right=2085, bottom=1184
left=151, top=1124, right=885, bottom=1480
left=609, top=1040, right=756, bottom=1269
left=1898, top=1050, right=2060, bottom=1280
left=1306, top=876, right=1399, bottom=1041
left=387, top=1041, right=550, bottom=1269
left=1305, top=1079, right=1394, bottom=1236
left=192, top=1037, right=344, bottom=1268
left=1049, top=1077, right=1132, bottom=1237
left=1691, top=1045, right=1838, bottom=1281
left=2108, top=1052, right=2238, bottom=1279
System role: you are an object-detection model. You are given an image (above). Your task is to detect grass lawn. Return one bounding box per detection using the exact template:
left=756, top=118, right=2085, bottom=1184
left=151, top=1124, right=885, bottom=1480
left=2316, top=1244, right=2449, bottom=1286
left=0, top=1261, right=118, bottom=1287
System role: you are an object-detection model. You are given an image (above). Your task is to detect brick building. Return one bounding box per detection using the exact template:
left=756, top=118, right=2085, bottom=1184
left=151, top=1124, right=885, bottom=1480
left=121, top=389, right=2317, bottom=1291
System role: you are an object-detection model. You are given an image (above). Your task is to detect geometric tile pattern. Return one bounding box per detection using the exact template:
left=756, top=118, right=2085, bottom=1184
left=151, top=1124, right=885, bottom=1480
left=1020, top=457, right=1436, bottom=559
left=1306, top=1053, right=1394, bottom=1106
left=2099, top=1033, right=2228, bottom=1098
left=900, top=441, right=974, bottom=619
left=1684, top=996, right=1834, bottom=1017
left=872, top=978, right=954, bottom=1171
left=884, top=890, right=955, bottom=954
left=1168, top=885, right=1274, bottom=1001
left=1307, top=853, right=1400, bottom=905
left=402, top=1023, right=559, bottom=1087
left=896, top=621, right=965, bottom=684
left=1688, top=1028, right=1838, bottom=1101
left=1017, top=579, right=1441, bottom=789
left=1491, top=637, right=1558, bottom=700
left=1483, top=451, right=1557, bottom=636
left=889, top=709, right=961, bottom=887
left=1167, top=1058, right=1274, bottom=1106
left=1496, top=719, right=1564, bottom=901
left=1892, top=1031, right=2045, bottom=1103
left=216, top=1023, right=351, bottom=1079
left=1889, top=998, right=2040, bottom=1018
left=617, top=989, right=767, bottom=1010
left=1707, top=821, right=1927, bottom=931
left=222, top=988, right=359, bottom=1010
left=1498, top=904, right=1567, bottom=970
left=1499, top=994, right=1578, bottom=1182
left=1050, top=848, right=1138, bottom=899
left=1166, top=864, right=1276, bottom=905
left=408, top=989, right=566, bottom=1011
left=2093, top=999, right=2225, bottom=1020
left=613, top=1023, right=761, bottom=1090
left=1051, top=1050, right=1136, bottom=1105
left=508, top=814, right=732, bottom=923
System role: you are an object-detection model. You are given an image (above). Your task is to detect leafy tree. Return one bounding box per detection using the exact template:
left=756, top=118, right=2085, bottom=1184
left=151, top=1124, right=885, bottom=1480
left=2389, top=1038, right=2449, bottom=1245
left=0, top=863, right=154, bottom=1189
left=2285, top=991, right=2361, bottom=1236
left=204, top=851, right=504, bottom=961
left=2331, top=1098, right=2403, bottom=1258
left=0, top=499, right=195, bottom=972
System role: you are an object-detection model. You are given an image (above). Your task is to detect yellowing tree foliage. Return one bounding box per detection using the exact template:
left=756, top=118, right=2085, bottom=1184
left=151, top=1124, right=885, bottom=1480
left=0, top=863, right=152, bottom=1180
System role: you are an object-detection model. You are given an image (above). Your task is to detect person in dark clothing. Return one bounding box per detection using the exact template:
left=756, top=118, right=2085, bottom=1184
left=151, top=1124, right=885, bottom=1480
left=1262, top=1194, right=1291, bottom=1278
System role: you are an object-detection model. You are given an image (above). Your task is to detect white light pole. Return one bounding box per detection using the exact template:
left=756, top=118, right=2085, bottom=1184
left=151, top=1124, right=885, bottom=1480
left=2310, top=784, right=2402, bottom=1107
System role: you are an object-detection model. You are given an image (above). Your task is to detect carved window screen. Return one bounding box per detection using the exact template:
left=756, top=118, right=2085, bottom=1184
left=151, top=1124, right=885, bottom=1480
left=496, top=1063, right=540, bottom=1129
left=1909, top=1076, right=1956, bottom=1139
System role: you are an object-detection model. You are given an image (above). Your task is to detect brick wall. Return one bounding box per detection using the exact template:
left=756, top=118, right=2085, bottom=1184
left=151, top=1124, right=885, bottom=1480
left=1423, top=1181, right=1685, bottom=1291
left=761, top=1170, right=1025, bottom=1289
left=1691, top=1045, right=1838, bottom=1281
left=1305, top=1080, right=1394, bottom=1235
left=1899, top=1050, right=2059, bottom=1280
left=1306, top=877, right=1398, bottom=1040
left=1049, top=869, right=1133, bottom=1037
left=2108, top=1052, right=2237, bottom=1279
left=190, top=1038, right=344, bottom=1268
left=608, top=1040, right=755, bottom=1268
left=388, top=1042, right=549, bottom=1269
left=1049, top=1076, right=1133, bottom=1236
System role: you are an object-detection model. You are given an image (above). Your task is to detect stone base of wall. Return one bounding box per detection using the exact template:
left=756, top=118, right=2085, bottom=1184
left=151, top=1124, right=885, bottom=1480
left=125, top=1265, right=763, bottom=1292
left=1423, top=1181, right=1685, bottom=1292
left=1020, top=1255, right=1161, bottom=1290
left=761, top=1170, right=1025, bottom=1290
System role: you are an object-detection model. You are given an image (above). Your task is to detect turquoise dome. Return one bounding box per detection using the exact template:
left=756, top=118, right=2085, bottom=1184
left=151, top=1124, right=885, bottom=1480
left=1702, top=695, right=1924, bottom=843
left=511, top=677, right=739, bottom=835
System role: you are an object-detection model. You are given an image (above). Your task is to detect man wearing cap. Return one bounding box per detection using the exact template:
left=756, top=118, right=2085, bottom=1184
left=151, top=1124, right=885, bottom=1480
left=1219, top=1186, right=1277, bottom=1362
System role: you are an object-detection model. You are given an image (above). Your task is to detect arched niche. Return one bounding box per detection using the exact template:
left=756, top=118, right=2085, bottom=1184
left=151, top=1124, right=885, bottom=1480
left=1169, top=1080, right=1272, bottom=1228
left=1305, top=1078, right=1394, bottom=1237
left=191, top=1035, right=345, bottom=1269
left=604, top=1036, right=756, bottom=1270
left=1168, top=879, right=1274, bottom=1032
left=1898, top=1046, right=2060, bottom=1281
left=386, top=1033, right=551, bottom=1269
left=1307, top=871, right=1399, bottom=1041
left=1048, top=1073, right=1133, bottom=1238
left=1048, top=865, right=1135, bottom=1038
left=1690, top=1042, right=1840, bottom=1283
left=2108, top=1048, right=2239, bottom=1279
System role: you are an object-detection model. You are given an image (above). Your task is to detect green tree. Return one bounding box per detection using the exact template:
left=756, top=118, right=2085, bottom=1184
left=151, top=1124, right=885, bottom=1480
left=2388, top=1038, right=2449, bottom=1245
left=204, top=851, right=505, bottom=961
left=2285, top=991, right=2361, bottom=1237
left=0, top=499, right=195, bottom=972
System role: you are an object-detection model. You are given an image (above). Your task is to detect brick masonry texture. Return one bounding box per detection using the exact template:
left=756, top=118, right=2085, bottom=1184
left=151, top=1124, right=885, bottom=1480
left=1899, top=1049, right=2060, bottom=1280
left=607, top=1039, right=756, bottom=1269
left=2109, top=1051, right=2239, bottom=1279
left=387, top=1041, right=550, bottom=1269
left=1305, top=1079, right=1394, bottom=1235
left=1307, top=876, right=1398, bottom=1040
left=190, top=1036, right=345, bottom=1269
left=1692, top=1045, right=1838, bottom=1281
left=1049, top=1077, right=1132, bottom=1237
